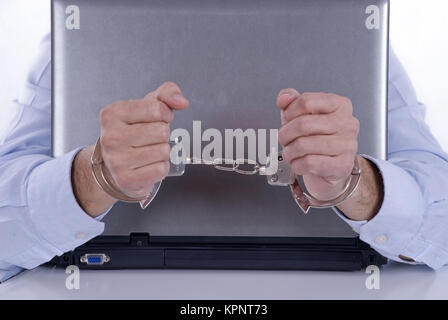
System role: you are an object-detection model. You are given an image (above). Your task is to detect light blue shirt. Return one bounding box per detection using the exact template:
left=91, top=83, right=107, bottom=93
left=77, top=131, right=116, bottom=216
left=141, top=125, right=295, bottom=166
left=1, top=34, right=448, bottom=282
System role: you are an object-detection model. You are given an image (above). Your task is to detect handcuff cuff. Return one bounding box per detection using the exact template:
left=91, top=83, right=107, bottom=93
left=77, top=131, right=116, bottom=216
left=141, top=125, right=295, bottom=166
left=289, top=157, right=361, bottom=213
left=91, top=138, right=362, bottom=213
left=91, top=138, right=161, bottom=209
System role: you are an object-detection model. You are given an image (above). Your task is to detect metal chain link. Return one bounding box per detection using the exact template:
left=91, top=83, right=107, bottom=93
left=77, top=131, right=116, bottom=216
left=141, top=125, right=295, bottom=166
left=185, top=157, right=267, bottom=175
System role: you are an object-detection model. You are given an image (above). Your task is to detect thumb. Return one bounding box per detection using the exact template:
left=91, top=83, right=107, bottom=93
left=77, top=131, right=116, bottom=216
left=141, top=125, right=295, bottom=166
left=145, top=81, right=190, bottom=111
left=276, top=88, right=300, bottom=110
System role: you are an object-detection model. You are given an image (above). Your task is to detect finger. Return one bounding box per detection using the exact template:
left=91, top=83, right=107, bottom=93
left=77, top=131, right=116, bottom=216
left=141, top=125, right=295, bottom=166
left=278, top=114, right=339, bottom=146
left=283, top=93, right=352, bottom=123
left=290, top=154, right=354, bottom=180
left=282, top=135, right=357, bottom=162
left=122, top=122, right=170, bottom=147
left=130, top=143, right=171, bottom=169
left=280, top=110, right=288, bottom=126
left=103, top=99, right=174, bottom=125
left=132, top=160, right=170, bottom=186
left=277, top=88, right=300, bottom=110
left=105, top=143, right=171, bottom=172
left=146, top=81, right=190, bottom=110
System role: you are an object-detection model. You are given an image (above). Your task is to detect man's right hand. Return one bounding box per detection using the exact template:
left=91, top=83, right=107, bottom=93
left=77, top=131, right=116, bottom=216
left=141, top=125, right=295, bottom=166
left=72, top=82, right=189, bottom=217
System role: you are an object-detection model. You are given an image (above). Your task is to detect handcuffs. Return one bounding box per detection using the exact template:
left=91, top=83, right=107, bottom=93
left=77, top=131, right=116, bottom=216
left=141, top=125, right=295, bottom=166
left=91, top=138, right=362, bottom=213
left=91, top=138, right=161, bottom=209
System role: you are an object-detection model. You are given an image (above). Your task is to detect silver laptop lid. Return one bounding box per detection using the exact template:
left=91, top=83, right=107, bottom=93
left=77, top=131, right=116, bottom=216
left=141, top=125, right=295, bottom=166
left=52, top=0, right=388, bottom=237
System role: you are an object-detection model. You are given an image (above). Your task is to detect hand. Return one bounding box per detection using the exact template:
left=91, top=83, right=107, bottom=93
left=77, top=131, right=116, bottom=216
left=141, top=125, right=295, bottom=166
left=99, top=82, right=189, bottom=198
left=277, top=89, right=360, bottom=201
left=72, top=82, right=189, bottom=216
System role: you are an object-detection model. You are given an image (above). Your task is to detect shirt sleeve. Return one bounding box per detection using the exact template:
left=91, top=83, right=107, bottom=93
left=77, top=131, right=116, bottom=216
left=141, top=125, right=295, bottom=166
left=0, top=34, right=109, bottom=282
left=334, top=48, right=448, bottom=269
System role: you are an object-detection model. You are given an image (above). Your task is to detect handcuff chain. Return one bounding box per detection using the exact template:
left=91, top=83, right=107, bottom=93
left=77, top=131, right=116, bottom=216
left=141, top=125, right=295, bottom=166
left=186, top=157, right=265, bottom=175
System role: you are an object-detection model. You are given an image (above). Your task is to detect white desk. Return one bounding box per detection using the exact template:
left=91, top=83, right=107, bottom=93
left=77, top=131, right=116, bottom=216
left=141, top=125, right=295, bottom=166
left=0, top=261, right=447, bottom=300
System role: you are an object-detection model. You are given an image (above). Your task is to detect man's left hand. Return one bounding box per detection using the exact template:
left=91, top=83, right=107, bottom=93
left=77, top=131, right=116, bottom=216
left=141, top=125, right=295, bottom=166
left=277, top=89, right=360, bottom=201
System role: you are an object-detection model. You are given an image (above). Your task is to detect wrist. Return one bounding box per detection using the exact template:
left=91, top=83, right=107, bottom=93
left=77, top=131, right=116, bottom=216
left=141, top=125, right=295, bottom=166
left=337, top=155, right=384, bottom=221
left=71, top=146, right=117, bottom=218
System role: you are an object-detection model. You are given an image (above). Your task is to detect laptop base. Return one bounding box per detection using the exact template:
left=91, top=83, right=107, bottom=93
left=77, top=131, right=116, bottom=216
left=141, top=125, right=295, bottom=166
left=51, top=233, right=387, bottom=271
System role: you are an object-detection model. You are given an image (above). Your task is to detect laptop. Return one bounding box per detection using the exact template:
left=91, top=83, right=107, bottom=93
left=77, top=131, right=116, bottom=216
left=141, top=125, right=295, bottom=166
left=51, top=0, right=389, bottom=271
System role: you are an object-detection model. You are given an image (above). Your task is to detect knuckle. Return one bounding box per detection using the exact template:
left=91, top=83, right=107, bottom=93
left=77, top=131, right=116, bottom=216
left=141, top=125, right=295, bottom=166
left=99, top=106, right=115, bottom=124
left=343, top=96, right=353, bottom=109
left=349, top=140, right=358, bottom=154
left=299, top=94, right=313, bottom=108
left=163, top=81, right=177, bottom=88
left=342, top=96, right=352, bottom=106
left=341, top=117, right=359, bottom=136
left=162, top=81, right=180, bottom=93
left=338, top=96, right=353, bottom=113
left=146, top=163, right=166, bottom=183
left=160, top=143, right=171, bottom=160
left=352, top=117, right=360, bottom=134
left=154, top=161, right=170, bottom=179
left=161, top=161, right=170, bottom=176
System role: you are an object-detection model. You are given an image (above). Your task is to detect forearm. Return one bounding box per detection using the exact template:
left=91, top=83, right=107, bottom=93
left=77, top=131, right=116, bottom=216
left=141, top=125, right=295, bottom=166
left=336, top=155, right=384, bottom=221
left=0, top=149, right=106, bottom=273
left=72, top=146, right=117, bottom=218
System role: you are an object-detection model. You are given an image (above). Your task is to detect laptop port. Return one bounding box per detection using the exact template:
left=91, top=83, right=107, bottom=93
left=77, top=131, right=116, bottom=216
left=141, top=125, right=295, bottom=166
left=80, top=254, right=110, bottom=265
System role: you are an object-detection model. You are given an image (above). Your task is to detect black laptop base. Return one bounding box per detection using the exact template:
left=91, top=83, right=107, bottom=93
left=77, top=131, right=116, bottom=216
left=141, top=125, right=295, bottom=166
left=50, top=233, right=387, bottom=271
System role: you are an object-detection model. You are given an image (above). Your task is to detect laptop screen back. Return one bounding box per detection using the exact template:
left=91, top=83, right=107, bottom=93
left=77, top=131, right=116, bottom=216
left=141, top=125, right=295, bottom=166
left=52, top=0, right=388, bottom=237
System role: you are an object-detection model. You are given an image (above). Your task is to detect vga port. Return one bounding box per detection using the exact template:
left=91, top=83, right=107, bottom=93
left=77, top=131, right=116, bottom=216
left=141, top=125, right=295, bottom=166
left=80, top=253, right=110, bottom=265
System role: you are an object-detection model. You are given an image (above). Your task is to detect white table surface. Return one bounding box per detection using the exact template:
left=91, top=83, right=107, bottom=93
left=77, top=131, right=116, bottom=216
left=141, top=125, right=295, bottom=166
left=0, top=261, right=447, bottom=300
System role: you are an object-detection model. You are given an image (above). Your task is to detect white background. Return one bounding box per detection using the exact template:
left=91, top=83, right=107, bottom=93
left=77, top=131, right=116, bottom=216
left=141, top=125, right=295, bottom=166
left=0, top=0, right=447, bottom=150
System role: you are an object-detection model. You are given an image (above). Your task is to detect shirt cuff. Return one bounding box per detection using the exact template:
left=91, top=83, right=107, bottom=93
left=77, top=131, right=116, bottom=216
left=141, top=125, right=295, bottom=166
left=26, top=148, right=108, bottom=257
left=334, top=155, right=428, bottom=264
left=0, top=265, right=23, bottom=283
